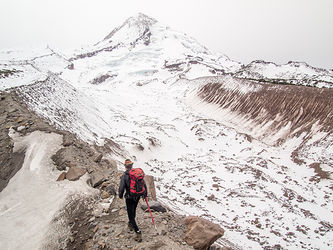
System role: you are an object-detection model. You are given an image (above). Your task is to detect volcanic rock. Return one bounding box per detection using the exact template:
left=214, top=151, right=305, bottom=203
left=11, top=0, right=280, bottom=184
left=66, top=166, right=86, bottom=181
left=141, top=200, right=167, bottom=213
left=90, top=171, right=108, bottom=187
left=57, top=172, right=66, bottom=181
left=101, top=191, right=111, bottom=199
left=184, top=216, right=224, bottom=250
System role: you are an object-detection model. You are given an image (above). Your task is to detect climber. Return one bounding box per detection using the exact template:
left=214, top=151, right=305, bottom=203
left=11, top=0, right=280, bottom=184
left=118, top=159, right=147, bottom=242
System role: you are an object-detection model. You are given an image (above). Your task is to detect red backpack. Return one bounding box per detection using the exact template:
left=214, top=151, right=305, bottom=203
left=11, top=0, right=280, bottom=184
left=129, top=168, right=146, bottom=197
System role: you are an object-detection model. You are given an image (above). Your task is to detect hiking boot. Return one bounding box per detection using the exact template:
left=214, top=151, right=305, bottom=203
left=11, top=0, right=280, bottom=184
left=128, top=222, right=134, bottom=231
left=134, top=230, right=142, bottom=242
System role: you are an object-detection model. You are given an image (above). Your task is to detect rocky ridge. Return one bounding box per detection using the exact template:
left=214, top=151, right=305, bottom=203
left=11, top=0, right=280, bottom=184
left=234, top=60, right=333, bottom=88
left=196, top=75, right=333, bottom=145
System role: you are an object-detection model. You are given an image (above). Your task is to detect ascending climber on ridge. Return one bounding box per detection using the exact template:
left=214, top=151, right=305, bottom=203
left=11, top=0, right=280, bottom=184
left=118, top=159, right=147, bottom=242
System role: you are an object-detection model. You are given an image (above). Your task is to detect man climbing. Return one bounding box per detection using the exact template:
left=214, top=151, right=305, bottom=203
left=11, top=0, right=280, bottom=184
left=118, top=159, right=147, bottom=242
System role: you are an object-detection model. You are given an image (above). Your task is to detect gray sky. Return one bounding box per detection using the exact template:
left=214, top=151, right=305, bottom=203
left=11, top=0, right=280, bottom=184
left=1, top=0, right=332, bottom=69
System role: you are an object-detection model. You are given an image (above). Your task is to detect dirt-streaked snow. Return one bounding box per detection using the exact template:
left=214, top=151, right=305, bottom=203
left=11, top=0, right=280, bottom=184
left=0, top=130, right=96, bottom=250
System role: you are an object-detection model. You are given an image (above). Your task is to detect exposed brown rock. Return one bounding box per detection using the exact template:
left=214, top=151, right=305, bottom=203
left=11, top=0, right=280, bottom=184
left=198, top=76, right=333, bottom=145
left=90, top=171, right=108, bottom=187
left=207, top=194, right=215, bottom=200
left=101, top=191, right=111, bottom=199
left=51, top=148, right=71, bottom=171
left=309, top=162, right=331, bottom=182
left=90, top=74, right=116, bottom=85
left=245, top=134, right=252, bottom=142
left=57, top=172, right=66, bottom=181
left=184, top=216, right=224, bottom=250
left=66, top=166, right=86, bottom=181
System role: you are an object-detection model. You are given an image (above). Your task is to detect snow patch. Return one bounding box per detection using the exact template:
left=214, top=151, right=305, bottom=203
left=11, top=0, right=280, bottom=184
left=0, top=130, right=96, bottom=250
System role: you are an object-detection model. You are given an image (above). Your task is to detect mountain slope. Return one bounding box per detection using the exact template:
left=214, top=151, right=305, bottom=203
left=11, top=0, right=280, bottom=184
left=189, top=75, right=332, bottom=145
left=0, top=13, right=332, bottom=249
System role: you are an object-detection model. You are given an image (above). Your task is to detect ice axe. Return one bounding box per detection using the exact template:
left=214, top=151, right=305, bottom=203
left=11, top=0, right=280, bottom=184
left=145, top=197, right=157, bottom=231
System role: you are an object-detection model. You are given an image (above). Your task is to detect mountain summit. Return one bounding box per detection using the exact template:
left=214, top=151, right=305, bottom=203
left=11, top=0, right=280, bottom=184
left=103, top=13, right=157, bottom=43
left=83, top=13, right=333, bottom=88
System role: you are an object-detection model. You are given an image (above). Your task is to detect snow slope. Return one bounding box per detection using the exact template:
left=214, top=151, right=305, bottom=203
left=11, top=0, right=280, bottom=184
left=0, top=130, right=96, bottom=250
left=0, top=13, right=332, bottom=249
left=234, top=60, right=333, bottom=88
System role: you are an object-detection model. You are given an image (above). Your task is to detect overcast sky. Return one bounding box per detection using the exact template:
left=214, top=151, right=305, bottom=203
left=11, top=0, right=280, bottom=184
left=1, top=0, right=332, bottom=69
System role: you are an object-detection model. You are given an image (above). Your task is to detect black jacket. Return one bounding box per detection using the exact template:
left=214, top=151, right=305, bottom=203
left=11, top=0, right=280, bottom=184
left=118, top=169, right=148, bottom=199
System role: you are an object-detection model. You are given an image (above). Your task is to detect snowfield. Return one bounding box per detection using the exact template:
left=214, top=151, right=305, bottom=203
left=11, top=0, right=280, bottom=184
left=0, top=13, right=332, bottom=249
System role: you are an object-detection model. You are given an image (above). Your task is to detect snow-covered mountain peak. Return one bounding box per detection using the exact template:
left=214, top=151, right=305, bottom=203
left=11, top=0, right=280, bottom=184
left=124, top=12, right=157, bottom=26
left=74, top=13, right=333, bottom=88
left=68, top=13, right=242, bottom=85
left=100, top=13, right=158, bottom=46
left=95, top=12, right=208, bottom=56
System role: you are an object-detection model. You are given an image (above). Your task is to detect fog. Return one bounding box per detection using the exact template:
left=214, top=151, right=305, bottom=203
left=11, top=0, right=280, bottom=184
left=1, top=0, right=332, bottom=69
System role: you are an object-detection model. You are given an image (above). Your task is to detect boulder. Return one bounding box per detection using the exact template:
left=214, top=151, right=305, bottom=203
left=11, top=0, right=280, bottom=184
left=56, top=172, right=66, bottom=181
left=105, top=185, right=117, bottom=196
left=184, top=216, right=224, bottom=250
left=144, top=175, right=157, bottom=200
left=51, top=148, right=71, bottom=171
left=66, top=166, right=86, bottom=181
left=207, top=194, right=215, bottom=200
left=90, top=171, right=107, bottom=187
left=101, top=191, right=111, bottom=199
left=141, top=200, right=167, bottom=213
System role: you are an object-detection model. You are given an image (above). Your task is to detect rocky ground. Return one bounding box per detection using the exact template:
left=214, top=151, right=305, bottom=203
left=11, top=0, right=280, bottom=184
left=60, top=192, right=193, bottom=250
left=0, top=90, right=228, bottom=250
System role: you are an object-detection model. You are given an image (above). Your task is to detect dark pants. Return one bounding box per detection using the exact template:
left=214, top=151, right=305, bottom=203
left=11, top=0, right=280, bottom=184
left=126, top=197, right=140, bottom=232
